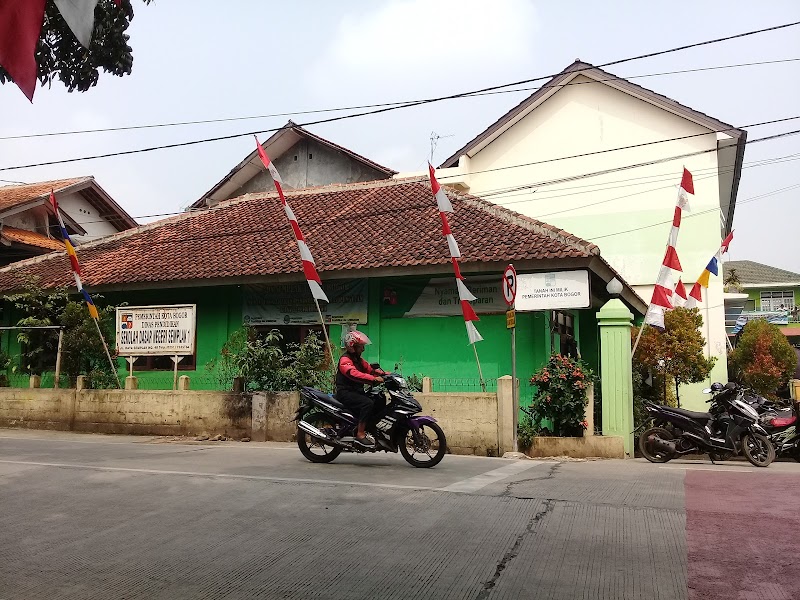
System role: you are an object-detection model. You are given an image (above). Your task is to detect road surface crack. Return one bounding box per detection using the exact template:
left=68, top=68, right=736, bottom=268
left=502, top=462, right=560, bottom=498
left=475, top=499, right=555, bottom=599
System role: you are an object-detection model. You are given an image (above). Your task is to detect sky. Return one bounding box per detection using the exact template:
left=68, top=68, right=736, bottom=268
left=0, top=0, right=798, bottom=272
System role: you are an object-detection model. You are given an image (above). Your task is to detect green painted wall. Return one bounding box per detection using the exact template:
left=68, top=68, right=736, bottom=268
left=2, top=275, right=602, bottom=394
left=745, top=286, right=800, bottom=311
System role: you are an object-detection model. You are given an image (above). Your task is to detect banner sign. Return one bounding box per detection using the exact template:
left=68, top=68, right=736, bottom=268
left=516, top=270, right=591, bottom=311
left=404, top=276, right=504, bottom=317
left=116, top=305, right=196, bottom=356
left=242, top=279, right=368, bottom=325
left=731, top=310, right=789, bottom=334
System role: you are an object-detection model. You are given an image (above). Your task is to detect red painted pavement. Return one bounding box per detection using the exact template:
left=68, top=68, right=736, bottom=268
left=685, top=471, right=800, bottom=600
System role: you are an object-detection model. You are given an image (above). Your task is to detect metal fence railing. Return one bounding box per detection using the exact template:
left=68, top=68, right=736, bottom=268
left=428, top=377, right=497, bottom=393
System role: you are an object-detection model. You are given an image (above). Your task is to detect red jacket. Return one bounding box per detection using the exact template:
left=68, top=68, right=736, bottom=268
left=336, top=353, right=385, bottom=392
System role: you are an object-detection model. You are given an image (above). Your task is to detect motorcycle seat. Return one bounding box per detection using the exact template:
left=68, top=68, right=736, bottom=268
left=770, top=416, right=797, bottom=427
left=664, top=406, right=713, bottom=421
left=303, top=387, right=343, bottom=408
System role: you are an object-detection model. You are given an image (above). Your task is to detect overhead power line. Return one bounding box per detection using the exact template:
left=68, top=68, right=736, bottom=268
left=2, top=57, right=798, bottom=142
left=1, top=20, right=798, bottom=172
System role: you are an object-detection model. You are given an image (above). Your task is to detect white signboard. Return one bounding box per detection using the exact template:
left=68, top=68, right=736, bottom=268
left=242, top=279, right=368, bottom=326
left=516, top=271, right=591, bottom=311
left=404, top=276, right=504, bottom=317
left=116, top=305, right=196, bottom=356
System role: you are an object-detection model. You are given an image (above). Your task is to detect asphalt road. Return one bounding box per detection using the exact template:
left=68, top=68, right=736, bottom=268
left=0, top=429, right=798, bottom=600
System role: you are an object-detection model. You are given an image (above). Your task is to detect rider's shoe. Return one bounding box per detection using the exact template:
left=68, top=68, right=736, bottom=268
left=354, top=434, right=375, bottom=449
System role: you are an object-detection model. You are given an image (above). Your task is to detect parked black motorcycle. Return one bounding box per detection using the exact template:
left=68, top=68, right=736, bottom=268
left=746, top=394, right=800, bottom=462
left=293, top=372, right=447, bottom=468
left=639, top=382, right=775, bottom=467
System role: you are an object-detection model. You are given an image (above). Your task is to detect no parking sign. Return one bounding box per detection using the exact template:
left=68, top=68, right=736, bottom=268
left=502, top=264, right=517, bottom=306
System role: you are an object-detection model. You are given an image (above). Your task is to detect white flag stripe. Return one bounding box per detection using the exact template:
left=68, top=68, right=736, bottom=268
left=684, top=296, right=697, bottom=309
left=284, top=203, right=296, bottom=222
left=644, top=305, right=665, bottom=329
left=446, top=235, right=461, bottom=258
left=73, top=272, right=83, bottom=292
left=465, top=321, right=483, bottom=344
left=677, top=188, right=691, bottom=213
left=268, top=163, right=282, bottom=184
left=435, top=188, right=453, bottom=213
left=456, top=278, right=477, bottom=302
left=668, top=226, right=679, bottom=248
left=53, top=0, right=99, bottom=48
left=297, top=240, right=315, bottom=263
left=307, top=280, right=329, bottom=303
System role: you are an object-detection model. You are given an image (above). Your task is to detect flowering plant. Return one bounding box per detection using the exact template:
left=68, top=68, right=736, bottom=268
left=525, top=354, right=594, bottom=437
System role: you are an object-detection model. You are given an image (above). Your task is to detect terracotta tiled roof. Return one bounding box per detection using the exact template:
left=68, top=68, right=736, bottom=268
left=0, top=177, right=91, bottom=212
left=0, top=179, right=600, bottom=292
left=725, top=260, right=800, bottom=286
left=1, top=227, right=64, bottom=251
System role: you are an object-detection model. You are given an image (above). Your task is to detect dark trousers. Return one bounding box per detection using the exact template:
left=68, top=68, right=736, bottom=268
left=336, top=388, right=373, bottom=426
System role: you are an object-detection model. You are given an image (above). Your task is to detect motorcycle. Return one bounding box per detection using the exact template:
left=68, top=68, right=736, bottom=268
left=743, top=392, right=800, bottom=462
left=293, top=372, right=447, bottom=468
left=639, top=382, right=775, bottom=467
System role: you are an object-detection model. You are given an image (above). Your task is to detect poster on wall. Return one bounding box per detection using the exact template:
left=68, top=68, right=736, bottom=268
left=516, top=270, right=591, bottom=311
left=116, top=305, right=196, bottom=356
left=404, top=276, right=505, bottom=317
left=242, top=279, right=368, bottom=325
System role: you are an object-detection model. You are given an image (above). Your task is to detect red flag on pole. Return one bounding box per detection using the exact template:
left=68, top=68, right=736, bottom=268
left=0, top=0, right=47, bottom=101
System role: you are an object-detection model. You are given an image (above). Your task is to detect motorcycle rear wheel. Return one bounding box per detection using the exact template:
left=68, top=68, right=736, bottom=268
left=741, top=433, right=775, bottom=467
left=297, top=414, right=342, bottom=464
left=639, top=427, right=674, bottom=463
left=399, top=422, right=446, bottom=468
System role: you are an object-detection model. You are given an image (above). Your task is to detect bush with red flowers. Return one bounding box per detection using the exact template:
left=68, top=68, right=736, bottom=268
left=524, top=354, right=595, bottom=438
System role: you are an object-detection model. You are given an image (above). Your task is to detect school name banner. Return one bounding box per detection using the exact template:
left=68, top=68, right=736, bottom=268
left=116, top=305, right=196, bottom=356
left=242, top=279, right=368, bottom=326
left=404, top=276, right=504, bottom=317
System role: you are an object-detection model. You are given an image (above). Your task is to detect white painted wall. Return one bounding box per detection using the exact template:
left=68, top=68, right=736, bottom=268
left=411, top=76, right=733, bottom=409
left=56, top=191, right=118, bottom=242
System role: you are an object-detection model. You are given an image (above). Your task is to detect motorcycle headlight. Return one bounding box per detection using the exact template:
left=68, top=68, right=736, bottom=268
left=395, top=377, right=407, bottom=388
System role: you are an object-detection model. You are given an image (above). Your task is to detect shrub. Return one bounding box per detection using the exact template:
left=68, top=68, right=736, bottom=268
left=526, top=354, right=594, bottom=437
left=729, top=319, right=797, bottom=397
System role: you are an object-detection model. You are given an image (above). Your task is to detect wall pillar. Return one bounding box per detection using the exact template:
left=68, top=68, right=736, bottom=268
left=251, top=392, right=267, bottom=442
left=496, top=376, right=515, bottom=455
left=29, top=375, right=41, bottom=388
left=422, top=377, right=433, bottom=393
left=584, top=382, right=594, bottom=437
left=178, top=376, right=190, bottom=390
left=124, top=376, right=138, bottom=390
left=597, top=299, right=634, bottom=457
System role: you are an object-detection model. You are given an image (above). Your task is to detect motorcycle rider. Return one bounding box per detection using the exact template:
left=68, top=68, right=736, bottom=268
left=336, top=331, right=386, bottom=449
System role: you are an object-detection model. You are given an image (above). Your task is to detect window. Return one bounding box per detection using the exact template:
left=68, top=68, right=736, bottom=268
left=760, top=290, right=794, bottom=311
left=551, top=310, right=578, bottom=358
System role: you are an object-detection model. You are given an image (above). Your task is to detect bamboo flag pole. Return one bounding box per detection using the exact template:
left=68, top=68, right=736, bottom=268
left=472, top=344, right=486, bottom=392
left=254, top=137, right=337, bottom=384
left=49, top=190, right=120, bottom=388
left=93, top=317, right=121, bottom=389
left=632, top=322, right=646, bottom=357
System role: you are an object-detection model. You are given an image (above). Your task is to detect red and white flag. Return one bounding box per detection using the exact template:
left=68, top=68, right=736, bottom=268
left=673, top=279, right=688, bottom=308
left=53, top=0, right=100, bottom=48
left=428, top=164, right=482, bottom=345
left=644, top=169, right=694, bottom=329
left=255, top=136, right=329, bottom=303
left=0, top=0, right=47, bottom=101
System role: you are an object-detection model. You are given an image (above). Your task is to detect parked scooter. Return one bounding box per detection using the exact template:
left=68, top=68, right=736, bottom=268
left=743, top=393, right=800, bottom=462
left=293, top=372, right=447, bottom=468
left=639, top=382, right=775, bottom=467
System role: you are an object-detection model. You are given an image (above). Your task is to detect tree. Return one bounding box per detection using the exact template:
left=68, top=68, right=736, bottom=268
left=729, top=319, right=797, bottom=397
left=723, top=268, right=742, bottom=293
left=0, top=1, right=152, bottom=94
left=633, top=307, right=717, bottom=405
left=5, top=276, right=117, bottom=387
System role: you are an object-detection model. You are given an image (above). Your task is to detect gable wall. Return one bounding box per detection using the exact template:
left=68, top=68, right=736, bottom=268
left=231, top=138, right=389, bottom=198
left=460, top=75, right=731, bottom=405
left=55, top=191, right=119, bottom=242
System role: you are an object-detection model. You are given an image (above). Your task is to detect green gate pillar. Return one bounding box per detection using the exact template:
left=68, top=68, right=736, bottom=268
left=597, top=299, right=634, bottom=457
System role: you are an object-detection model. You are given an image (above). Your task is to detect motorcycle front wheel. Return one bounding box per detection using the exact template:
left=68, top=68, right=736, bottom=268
left=741, top=433, right=775, bottom=467
left=297, top=413, right=342, bottom=464
left=639, top=427, right=674, bottom=463
left=399, top=422, right=447, bottom=468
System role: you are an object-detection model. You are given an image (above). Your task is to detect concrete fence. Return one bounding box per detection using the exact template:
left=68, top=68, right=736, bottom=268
left=0, top=376, right=624, bottom=457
